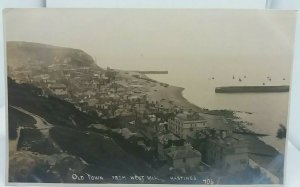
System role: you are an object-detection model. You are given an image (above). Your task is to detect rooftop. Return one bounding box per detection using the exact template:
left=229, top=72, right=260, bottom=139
left=167, top=145, right=201, bottom=159
left=158, top=133, right=180, bottom=145
left=209, top=134, right=247, bottom=148
left=89, top=124, right=108, bottom=131
left=176, top=112, right=205, bottom=122
left=48, top=83, right=67, bottom=89
left=121, top=128, right=136, bottom=139
left=198, top=113, right=231, bottom=131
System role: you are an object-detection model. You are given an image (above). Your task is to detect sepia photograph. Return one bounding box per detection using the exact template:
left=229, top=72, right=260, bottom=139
left=4, top=9, right=297, bottom=185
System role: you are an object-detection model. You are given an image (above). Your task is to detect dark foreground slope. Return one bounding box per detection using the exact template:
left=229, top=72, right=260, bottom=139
left=8, top=77, right=98, bottom=129
left=8, top=79, right=155, bottom=183
left=8, top=107, right=36, bottom=140
left=50, top=127, right=156, bottom=180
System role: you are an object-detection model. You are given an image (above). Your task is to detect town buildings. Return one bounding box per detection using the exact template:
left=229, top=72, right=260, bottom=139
left=168, top=112, right=206, bottom=139
left=157, top=133, right=182, bottom=160
left=166, top=144, right=202, bottom=171
left=48, top=84, right=68, bottom=96
left=206, top=134, right=248, bottom=173
left=8, top=58, right=250, bottom=176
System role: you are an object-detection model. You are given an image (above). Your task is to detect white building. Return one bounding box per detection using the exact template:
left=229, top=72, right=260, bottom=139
left=168, top=112, right=206, bottom=139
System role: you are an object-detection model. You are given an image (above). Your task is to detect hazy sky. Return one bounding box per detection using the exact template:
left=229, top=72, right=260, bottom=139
left=3, top=9, right=297, bottom=71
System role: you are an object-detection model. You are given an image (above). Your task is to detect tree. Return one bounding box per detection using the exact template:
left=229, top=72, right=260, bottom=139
left=276, top=124, right=286, bottom=139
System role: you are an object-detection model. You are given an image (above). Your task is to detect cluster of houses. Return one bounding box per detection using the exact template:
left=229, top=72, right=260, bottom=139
left=163, top=111, right=248, bottom=173
left=111, top=110, right=249, bottom=175
left=8, top=58, right=249, bottom=176
left=8, top=60, right=153, bottom=120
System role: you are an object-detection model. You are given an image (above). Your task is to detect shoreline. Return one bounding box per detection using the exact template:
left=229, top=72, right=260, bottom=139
left=143, top=74, right=284, bottom=180
left=146, top=84, right=204, bottom=112
left=144, top=74, right=243, bottom=118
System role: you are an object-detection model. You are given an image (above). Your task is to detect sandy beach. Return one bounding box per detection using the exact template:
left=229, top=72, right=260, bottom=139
left=146, top=83, right=203, bottom=112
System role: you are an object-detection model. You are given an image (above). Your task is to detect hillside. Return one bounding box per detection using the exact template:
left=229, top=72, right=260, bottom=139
left=8, top=107, right=36, bottom=140
left=6, top=41, right=100, bottom=69
left=8, top=79, right=155, bottom=183
left=8, top=77, right=98, bottom=128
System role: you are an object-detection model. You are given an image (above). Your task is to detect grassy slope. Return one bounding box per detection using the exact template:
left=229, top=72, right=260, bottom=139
left=8, top=79, right=155, bottom=183
left=50, top=127, right=155, bottom=179
left=8, top=77, right=97, bottom=129
left=8, top=107, right=36, bottom=140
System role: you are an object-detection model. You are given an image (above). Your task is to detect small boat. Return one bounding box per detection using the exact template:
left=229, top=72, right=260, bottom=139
left=283, top=78, right=286, bottom=80
left=262, top=82, right=265, bottom=85
left=233, top=76, right=235, bottom=79
left=212, top=77, right=215, bottom=80
left=238, top=78, right=242, bottom=82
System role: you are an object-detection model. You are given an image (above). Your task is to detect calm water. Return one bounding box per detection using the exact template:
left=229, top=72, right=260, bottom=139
left=100, top=59, right=291, bottom=153
left=147, top=64, right=290, bottom=153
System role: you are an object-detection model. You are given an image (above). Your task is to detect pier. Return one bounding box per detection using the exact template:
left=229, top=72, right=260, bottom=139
left=215, top=85, right=289, bottom=93
left=134, top=71, right=168, bottom=74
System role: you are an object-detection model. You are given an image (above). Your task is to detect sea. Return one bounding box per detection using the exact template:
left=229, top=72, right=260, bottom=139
left=148, top=64, right=290, bottom=154
left=99, top=59, right=291, bottom=154
left=148, top=73, right=289, bottom=154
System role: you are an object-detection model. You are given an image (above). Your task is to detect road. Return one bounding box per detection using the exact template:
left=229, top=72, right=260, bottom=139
left=9, top=126, right=21, bottom=153
left=8, top=106, right=89, bottom=165
left=10, top=106, right=53, bottom=138
left=9, top=106, right=61, bottom=151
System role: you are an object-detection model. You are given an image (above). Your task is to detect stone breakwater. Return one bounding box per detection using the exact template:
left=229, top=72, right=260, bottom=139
left=215, top=85, right=289, bottom=93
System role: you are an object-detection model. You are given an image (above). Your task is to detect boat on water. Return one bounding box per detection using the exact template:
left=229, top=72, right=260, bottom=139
left=215, top=85, right=289, bottom=93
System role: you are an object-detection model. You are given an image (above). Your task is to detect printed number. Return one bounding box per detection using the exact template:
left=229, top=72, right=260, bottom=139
left=203, top=179, right=214, bottom=185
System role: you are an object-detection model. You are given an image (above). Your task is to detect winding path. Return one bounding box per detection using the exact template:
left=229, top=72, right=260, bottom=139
left=9, top=106, right=89, bottom=165
left=10, top=106, right=53, bottom=137
left=9, top=106, right=60, bottom=151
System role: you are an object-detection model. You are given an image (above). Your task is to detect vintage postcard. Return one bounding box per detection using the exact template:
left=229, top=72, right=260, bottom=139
left=4, top=9, right=296, bottom=185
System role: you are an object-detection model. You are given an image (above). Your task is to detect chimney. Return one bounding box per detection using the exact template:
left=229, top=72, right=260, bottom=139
left=221, top=131, right=227, bottom=139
